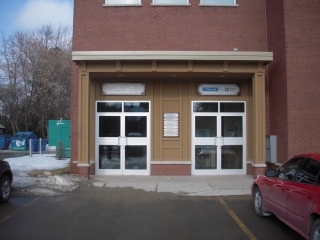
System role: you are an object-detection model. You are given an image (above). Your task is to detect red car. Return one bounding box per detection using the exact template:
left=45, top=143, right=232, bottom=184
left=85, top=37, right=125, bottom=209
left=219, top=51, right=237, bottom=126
left=252, top=153, right=320, bottom=240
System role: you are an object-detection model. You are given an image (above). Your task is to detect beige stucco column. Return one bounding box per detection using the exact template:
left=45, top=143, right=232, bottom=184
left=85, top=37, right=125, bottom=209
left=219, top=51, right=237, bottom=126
left=252, top=71, right=267, bottom=173
left=77, top=61, right=90, bottom=177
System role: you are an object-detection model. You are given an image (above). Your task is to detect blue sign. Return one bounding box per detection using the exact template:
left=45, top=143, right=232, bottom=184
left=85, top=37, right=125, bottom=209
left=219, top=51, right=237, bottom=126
left=198, top=84, right=240, bottom=95
left=203, top=87, right=220, bottom=91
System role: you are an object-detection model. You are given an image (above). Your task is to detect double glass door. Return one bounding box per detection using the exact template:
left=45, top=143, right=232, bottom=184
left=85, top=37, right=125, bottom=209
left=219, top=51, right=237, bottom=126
left=96, top=101, right=150, bottom=175
left=192, top=101, right=246, bottom=175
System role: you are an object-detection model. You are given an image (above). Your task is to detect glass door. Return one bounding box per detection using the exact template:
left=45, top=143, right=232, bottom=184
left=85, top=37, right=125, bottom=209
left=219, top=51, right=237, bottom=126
left=192, top=101, right=246, bottom=175
left=96, top=101, right=150, bottom=175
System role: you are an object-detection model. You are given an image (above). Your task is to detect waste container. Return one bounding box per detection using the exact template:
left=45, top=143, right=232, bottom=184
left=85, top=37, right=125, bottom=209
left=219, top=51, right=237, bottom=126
left=32, top=139, right=47, bottom=152
left=0, top=134, right=11, bottom=150
left=10, top=132, right=37, bottom=151
left=48, top=120, right=70, bottom=157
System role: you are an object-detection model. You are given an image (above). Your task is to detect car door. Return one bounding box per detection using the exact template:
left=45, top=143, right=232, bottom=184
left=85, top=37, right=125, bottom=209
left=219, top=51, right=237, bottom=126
left=286, top=158, right=320, bottom=236
left=264, top=157, right=305, bottom=222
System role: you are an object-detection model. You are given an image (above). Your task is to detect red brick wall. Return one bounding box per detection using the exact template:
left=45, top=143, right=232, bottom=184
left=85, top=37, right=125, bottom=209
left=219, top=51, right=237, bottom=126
left=266, top=0, right=320, bottom=163
left=251, top=167, right=266, bottom=177
left=70, top=62, right=79, bottom=174
left=284, top=0, right=320, bottom=157
left=78, top=166, right=90, bottom=178
left=70, top=162, right=78, bottom=174
left=266, top=0, right=288, bottom=163
left=73, top=0, right=268, bottom=52
left=151, top=164, right=191, bottom=175
left=246, top=163, right=253, bottom=175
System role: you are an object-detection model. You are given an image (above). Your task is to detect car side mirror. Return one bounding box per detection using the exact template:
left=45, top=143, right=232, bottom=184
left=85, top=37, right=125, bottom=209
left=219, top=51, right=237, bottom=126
left=265, top=169, right=277, bottom=177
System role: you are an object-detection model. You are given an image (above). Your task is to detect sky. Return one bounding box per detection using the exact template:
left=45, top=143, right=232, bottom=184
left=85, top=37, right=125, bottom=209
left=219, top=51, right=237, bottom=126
left=0, top=0, right=74, bottom=36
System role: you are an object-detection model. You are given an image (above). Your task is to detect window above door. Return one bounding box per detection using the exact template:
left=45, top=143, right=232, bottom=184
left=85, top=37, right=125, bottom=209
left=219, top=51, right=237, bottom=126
left=97, top=102, right=150, bottom=113
left=193, top=102, right=244, bottom=113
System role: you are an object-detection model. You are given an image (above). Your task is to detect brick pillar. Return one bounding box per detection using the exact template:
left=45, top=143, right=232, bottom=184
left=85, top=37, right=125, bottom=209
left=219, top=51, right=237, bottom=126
left=252, top=164, right=267, bottom=177
left=78, top=164, right=90, bottom=178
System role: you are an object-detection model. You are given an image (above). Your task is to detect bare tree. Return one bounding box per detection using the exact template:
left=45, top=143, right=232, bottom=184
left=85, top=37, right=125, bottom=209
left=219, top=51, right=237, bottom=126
left=0, top=33, right=24, bottom=133
left=0, top=24, right=72, bottom=138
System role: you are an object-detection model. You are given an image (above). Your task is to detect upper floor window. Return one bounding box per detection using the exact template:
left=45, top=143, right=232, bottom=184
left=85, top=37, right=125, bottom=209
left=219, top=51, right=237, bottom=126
left=104, top=0, right=141, bottom=5
left=152, top=0, right=189, bottom=5
left=103, top=0, right=237, bottom=6
left=200, top=0, right=236, bottom=5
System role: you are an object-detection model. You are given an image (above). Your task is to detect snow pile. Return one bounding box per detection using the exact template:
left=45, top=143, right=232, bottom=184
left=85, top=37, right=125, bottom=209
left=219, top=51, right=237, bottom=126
left=6, top=153, right=69, bottom=174
left=36, top=175, right=79, bottom=192
left=4, top=153, right=79, bottom=194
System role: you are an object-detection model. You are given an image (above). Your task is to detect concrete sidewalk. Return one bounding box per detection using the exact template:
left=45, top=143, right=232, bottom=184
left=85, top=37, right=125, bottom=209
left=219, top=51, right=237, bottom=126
left=90, top=175, right=254, bottom=196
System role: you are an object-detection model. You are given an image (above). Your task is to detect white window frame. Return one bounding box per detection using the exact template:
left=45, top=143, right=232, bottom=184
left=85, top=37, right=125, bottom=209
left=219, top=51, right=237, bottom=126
left=103, top=0, right=142, bottom=6
left=151, top=0, right=190, bottom=6
left=199, top=0, right=238, bottom=6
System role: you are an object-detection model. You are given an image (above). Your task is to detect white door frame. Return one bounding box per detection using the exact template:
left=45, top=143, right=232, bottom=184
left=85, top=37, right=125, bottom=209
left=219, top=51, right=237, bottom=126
left=95, top=101, right=151, bottom=175
left=191, top=101, right=246, bottom=175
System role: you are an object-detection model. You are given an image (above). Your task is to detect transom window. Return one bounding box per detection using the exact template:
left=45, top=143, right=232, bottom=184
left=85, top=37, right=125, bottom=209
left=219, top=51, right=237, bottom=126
left=193, top=102, right=244, bottom=113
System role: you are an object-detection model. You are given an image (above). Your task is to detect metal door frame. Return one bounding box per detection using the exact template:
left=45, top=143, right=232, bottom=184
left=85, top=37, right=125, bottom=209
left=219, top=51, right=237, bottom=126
left=95, top=101, right=151, bottom=175
left=191, top=101, right=246, bottom=175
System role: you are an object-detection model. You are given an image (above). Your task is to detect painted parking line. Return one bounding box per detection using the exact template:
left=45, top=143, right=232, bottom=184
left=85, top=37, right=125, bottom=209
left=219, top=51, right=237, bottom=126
left=0, top=215, right=10, bottom=224
left=0, top=197, right=40, bottom=224
left=219, top=198, right=257, bottom=240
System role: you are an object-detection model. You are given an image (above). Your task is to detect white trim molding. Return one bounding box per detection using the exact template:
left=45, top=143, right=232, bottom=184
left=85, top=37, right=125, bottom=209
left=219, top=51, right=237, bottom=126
left=77, top=163, right=90, bottom=167
left=72, top=51, right=273, bottom=62
left=252, top=163, right=267, bottom=167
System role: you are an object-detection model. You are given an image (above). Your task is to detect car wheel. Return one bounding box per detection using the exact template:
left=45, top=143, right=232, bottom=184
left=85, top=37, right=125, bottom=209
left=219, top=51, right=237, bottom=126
left=0, top=175, right=11, bottom=203
left=311, top=219, right=320, bottom=240
left=253, top=187, right=271, bottom=217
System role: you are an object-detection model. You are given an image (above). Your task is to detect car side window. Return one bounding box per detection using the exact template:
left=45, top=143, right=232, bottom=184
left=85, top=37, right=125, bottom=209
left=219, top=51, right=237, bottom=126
left=277, top=157, right=305, bottom=181
left=296, top=158, right=320, bottom=185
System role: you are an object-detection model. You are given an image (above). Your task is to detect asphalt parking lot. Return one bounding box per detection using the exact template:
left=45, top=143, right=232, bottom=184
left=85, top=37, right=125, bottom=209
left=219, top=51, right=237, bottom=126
left=0, top=179, right=304, bottom=240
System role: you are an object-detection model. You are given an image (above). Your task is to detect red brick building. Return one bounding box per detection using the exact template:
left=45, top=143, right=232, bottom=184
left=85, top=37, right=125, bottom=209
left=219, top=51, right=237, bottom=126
left=71, top=0, right=320, bottom=178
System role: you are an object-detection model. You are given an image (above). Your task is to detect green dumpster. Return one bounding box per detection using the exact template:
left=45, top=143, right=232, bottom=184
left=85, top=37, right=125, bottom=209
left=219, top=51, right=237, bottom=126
left=48, top=120, right=71, bottom=157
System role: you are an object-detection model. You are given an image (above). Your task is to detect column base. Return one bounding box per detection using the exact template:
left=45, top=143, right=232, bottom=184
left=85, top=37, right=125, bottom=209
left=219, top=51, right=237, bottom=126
left=250, top=164, right=267, bottom=177
left=78, top=164, right=90, bottom=178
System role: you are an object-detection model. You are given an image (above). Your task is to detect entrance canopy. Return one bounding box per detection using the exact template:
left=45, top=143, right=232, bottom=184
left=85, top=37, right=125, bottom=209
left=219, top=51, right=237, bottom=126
left=72, top=51, right=273, bottom=61
left=72, top=51, right=273, bottom=79
left=71, top=51, right=273, bottom=177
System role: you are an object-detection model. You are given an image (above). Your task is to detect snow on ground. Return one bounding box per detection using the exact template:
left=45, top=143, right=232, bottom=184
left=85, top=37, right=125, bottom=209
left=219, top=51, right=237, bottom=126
left=4, top=153, right=79, bottom=195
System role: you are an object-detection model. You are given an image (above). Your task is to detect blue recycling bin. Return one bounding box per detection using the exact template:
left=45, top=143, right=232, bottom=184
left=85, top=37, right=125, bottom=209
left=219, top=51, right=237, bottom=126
left=10, top=132, right=37, bottom=151
left=32, top=139, right=47, bottom=152
left=31, top=139, right=38, bottom=152
left=0, top=134, right=11, bottom=150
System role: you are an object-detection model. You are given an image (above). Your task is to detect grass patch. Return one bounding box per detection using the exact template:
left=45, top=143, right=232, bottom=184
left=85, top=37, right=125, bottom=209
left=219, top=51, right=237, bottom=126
left=27, top=167, right=70, bottom=177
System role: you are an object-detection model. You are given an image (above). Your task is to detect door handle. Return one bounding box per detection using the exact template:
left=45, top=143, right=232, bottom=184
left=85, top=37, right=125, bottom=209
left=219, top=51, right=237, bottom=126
left=220, top=136, right=224, bottom=147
